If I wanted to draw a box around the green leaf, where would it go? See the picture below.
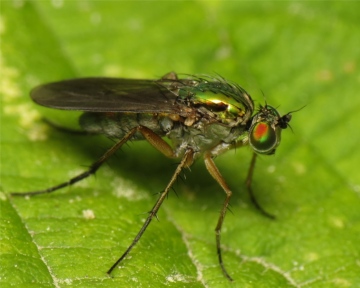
[1,1,359,287]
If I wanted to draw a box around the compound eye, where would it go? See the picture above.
[249,122,277,154]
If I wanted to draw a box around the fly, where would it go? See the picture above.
[11,72,295,281]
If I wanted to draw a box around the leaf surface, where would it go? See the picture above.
[1,1,359,287]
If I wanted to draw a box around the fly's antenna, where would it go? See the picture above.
[279,105,306,130]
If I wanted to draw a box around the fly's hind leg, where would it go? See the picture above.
[11,126,174,197]
[11,124,193,276]
[107,148,194,275]
[105,127,195,274]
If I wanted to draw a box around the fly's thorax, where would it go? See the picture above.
[79,112,173,139]
[173,76,254,127]
[191,90,247,124]
[246,105,289,155]
[167,116,246,158]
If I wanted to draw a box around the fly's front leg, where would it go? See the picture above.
[246,153,275,219]
[107,148,194,275]
[204,151,233,282]
[11,126,173,197]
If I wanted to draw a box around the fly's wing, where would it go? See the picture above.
[30,77,182,114]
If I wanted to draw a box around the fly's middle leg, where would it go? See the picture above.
[204,151,234,282]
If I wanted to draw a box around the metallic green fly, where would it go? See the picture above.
[12,72,294,281]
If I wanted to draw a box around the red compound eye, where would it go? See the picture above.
[249,122,277,154]
[253,122,269,142]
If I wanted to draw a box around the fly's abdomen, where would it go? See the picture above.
[79,112,173,140]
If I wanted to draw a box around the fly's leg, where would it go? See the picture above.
[11,126,174,197]
[11,124,190,275]
[204,152,233,282]
[246,153,275,219]
[107,148,194,275]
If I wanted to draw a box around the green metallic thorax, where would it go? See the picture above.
[167,76,255,157]
[175,76,254,126]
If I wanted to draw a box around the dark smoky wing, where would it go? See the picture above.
[30,77,182,113]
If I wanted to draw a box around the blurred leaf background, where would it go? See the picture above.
[1,1,359,287]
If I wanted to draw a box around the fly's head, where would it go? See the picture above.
[248,105,292,155]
